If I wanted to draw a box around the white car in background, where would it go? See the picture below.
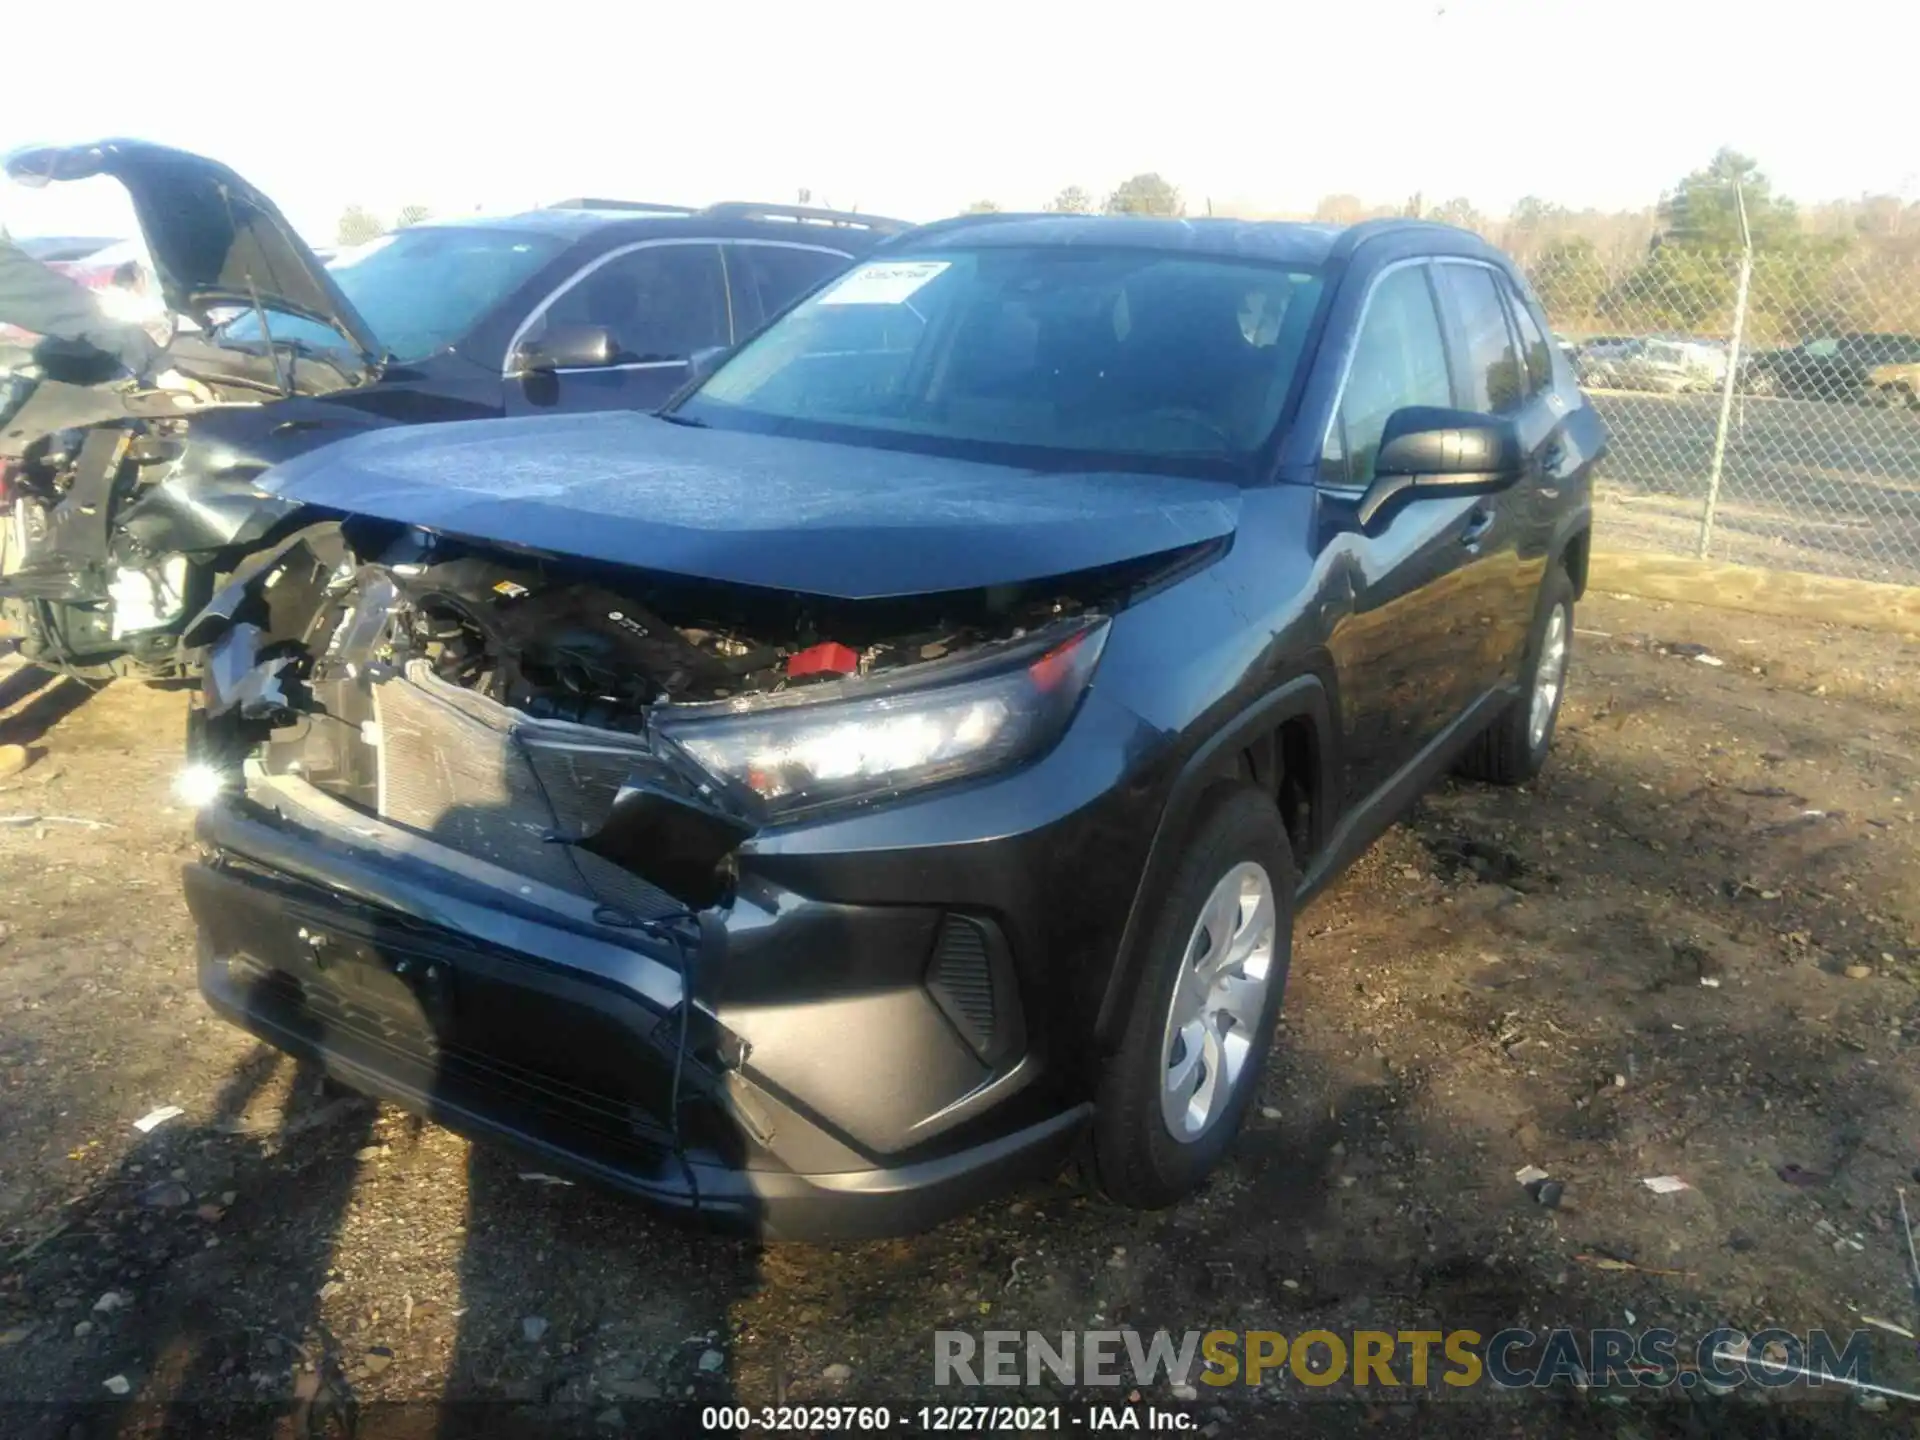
[1578,336,1726,393]
[1622,339,1726,393]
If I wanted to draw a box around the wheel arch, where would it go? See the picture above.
[1552,512,1593,600]
[1093,674,1335,1050]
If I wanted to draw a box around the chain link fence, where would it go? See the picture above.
[1522,245,1920,586]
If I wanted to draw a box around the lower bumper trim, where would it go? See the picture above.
[204,977,1085,1240]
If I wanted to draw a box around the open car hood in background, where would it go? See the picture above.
[5,139,382,362]
[260,412,1243,599]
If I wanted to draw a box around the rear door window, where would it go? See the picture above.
[1436,263,1525,415]
[727,244,850,331]
[1324,264,1454,488]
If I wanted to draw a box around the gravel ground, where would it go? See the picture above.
[0,590,1917,1439]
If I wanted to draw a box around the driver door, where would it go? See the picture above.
[1320,261,1487,810]
[505,242,731,414]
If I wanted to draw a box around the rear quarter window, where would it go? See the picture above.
[1436,263,1525,415]
[1501,277,1554,394]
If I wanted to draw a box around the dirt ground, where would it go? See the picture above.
[0,588,1917,1440]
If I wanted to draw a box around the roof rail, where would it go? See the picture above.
[699,202,911,235]
[870,210,1039,248]
[547,198,694,214]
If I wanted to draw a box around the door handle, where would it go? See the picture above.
[1459,505,1496,546]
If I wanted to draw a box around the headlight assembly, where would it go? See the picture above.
[654,618,1108,817]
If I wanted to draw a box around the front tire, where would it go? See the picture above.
[1457,565,1575,786]
[1094,785,1296,1208]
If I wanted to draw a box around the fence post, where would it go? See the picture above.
[1697,196,1754,560]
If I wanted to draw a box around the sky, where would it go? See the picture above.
[4,0,1914,244]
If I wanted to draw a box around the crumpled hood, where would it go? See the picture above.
[5,139,381,362]
[258,411,1242,599]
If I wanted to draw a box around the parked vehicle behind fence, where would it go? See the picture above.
[179,214,1603,1238]
[1742,332,1920,401]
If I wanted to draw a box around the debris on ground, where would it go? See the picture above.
[1898,1190,1920,1312]
[0,813,113,829]
[1574,1254,1694,1278]
[1513,1164,1563,1207]
[1642,1175,1691,1195]
[131,1105,184,1133]
[137,1180,191,1209]
[1860,1316,1915,1340]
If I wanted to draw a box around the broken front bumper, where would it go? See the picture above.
[183,775,1088,1241]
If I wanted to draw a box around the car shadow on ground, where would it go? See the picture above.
[0,666,99,764]
[3,1048,377,1440]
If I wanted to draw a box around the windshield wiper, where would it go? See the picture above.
[655,411,707,428]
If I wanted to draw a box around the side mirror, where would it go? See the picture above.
[510,323,618,375]
[1355,406,1523,526]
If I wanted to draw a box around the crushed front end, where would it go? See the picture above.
[178,519,1160,1237]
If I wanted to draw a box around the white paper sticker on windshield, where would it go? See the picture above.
[816,260,950,306]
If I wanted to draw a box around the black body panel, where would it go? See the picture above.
[184,216,1604,1236]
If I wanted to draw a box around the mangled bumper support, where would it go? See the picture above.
[180,529,1082,1238]
[185,784,1083,1239]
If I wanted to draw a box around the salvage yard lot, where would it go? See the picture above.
[0,589,1917,1437]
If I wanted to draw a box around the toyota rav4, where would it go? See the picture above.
[179,214,1603,1239]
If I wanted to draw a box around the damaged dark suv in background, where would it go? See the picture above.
[0,139,897,677]
[179,215,1602,1238]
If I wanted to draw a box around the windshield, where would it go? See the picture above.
[220,227,566,362]
[677,247,1325,468]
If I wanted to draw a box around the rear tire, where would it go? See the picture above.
[1457,565,1575,787]
[1094,785,1295,1209]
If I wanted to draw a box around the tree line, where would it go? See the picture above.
[334,204,434,246]
[969,152,1920,344]
[964,174,1185,218]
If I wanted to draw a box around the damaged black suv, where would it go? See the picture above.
[179,215,1603,1239]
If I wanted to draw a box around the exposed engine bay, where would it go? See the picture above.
[0,347,362,673]
[382,548,1082,727]
[191,521,1171,912]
